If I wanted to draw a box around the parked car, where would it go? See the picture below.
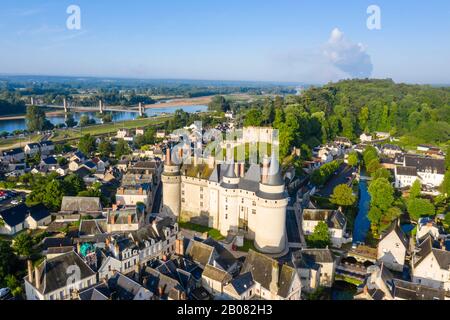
[0,288,11,299]
[11,199,19,205]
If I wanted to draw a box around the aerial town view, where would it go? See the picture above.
[0,0,449,313]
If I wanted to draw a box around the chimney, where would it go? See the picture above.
[440,238,445,250]
[112,204,118,211]
[27,260,33,283]
[105,237,110,247]
[175,239,184,256]
[134,263,141,283]
[128,214,132,225]
[34,266,41,290]
[114,243,120,258]
[208,155,215,169]
[77,241,81,253]
[166,148,171,165]
[240,163,245,177]
[138,187,143,195]
[162,255,168,262]
[235,163,239,177]
[158,285,165,297]
[216,164,221,181]
[111,214,116,225]
[261,157,270,184]
[269,262,279,294]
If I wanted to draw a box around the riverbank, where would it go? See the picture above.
[0,114,175,150]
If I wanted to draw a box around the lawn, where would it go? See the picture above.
[178,221,225,241]
[237,239,256,252]
[335,274,363,286]
[0,134,41,150]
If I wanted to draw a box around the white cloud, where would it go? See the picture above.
[323,28,373,78]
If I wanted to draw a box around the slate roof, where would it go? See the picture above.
[40,141,54,147]
[203,238,237,271]
[228,272,255,295]
[240,250,296,299]
[3,148,24,156]
[202,264,232,283]
[392,279,445,300]
[186,240,214,267]
[303,209,346,229]
[34,251,95,294]
[0,203,50,227]
[41,237,73,251]
[26,143,40,149]
[404,155,445,174]
[293,248,335,269]
[396,166,417,176]
[414,235,450,270]
[78,284,111,300]
[83,161,97,169]
[74,166,92,179]
[60,196,101,213]
[79,219,106,237]
[42,157,58,165]
[108,273,147,300]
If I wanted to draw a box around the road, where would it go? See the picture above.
[286,206,301,244]
[316,164,356,198]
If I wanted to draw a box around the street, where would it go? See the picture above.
[316,164,356,198]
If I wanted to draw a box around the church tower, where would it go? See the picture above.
[162,148,181,219]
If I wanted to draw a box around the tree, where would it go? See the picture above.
[384,207,402,221]
[330,184,356,207]
[409,179,422,199]
[65,113,77,128]
[208,95,229,112]
[407,198,435,221]
[98,140,113,157]
[371,168,391,181]
[42,180,66,211]
[446,146,450,170]
[307,222,331,248]
[244,108,263,127]
[57,156,68,167]
[115,139,130,158]
[368,178,394,212]
[63,174,86,195]
[5,275,23,297]
[366,158,381,175]
[12,232,33,257]
[442,171,450,197]
[78,134,96,155]
[25,105,49,132]
[347,152,359,167]
[0,240,16,285]
[368,206,382,228]
[79,115,95,127]
[362,146,378,167]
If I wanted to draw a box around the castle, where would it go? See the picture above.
[161,148,288,255]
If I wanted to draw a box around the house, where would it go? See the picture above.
[136,128,145,136]
[201,264,232,297]
[377,221,409,272]
[1,147,25,163]
[381,144,403,157]
[355,264,447,300]
[98,218,179,279]
[416,217,440,241]
[223,250,301,300]
[354,264,394,300]
[58,196,102,219]
[394,155,445,189]
[224,111,234,120]
[40,141,55,155]
[81,160,97,171]
[116,129,134,142]
[24,251,97,300]
[140,264,189,300]
[156,130,166,139]
[360,133,373,143]
[106,206,145,233]
[79,272,152,300]
[24,143,41,156]
[292,248,336,292]
[116,173,154,208]
[302,209,347,248]
[70,151,86,163]
[39,156,59,172]
[0,203,51,235]
[92,157,107,173]
[334,137,352,148]
[411,235,450,291]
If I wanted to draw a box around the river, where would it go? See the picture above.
[352,175,371,244]
[0,105,208,133]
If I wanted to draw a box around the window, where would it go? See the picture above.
[200,194,203,199]
[225,214,228,220]
[252,201,256,206]
[182,198,185,203]
[252,209,256,215]
[200,202,203,207]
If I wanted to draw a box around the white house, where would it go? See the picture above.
[416,218,440,241]
[201,264,232,297]
[394,155,445,189]
[0,204,51,236]
[1,148,25,163]
[24,143,41,156]
[24,251,97,300]
[223,250,301,300]
[40,141,55,155]
[360,133,373,143]
[302,209,347,248]
[377,221,409,272]
[411,235,450,291]
[292,248,336,292]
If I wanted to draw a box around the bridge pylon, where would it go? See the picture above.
[138,102,144,117]
[63,98,68,114]
[99,100,104,114]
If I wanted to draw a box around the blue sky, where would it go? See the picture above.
[0,0,449,84]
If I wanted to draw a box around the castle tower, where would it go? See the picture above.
[254,153,288,254]
[162,148,181,219]
[218,162,241,236]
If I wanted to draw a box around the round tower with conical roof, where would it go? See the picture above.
[162,148,181,219]
[218,162,240,236]
[254,153,288,254]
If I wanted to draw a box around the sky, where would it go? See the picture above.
[0,0,449,84]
